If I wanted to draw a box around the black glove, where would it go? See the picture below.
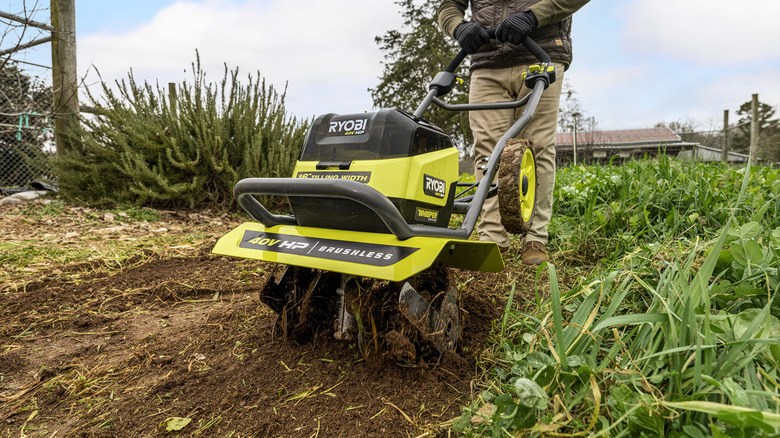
[496,10,538,45]
[453,22,491,54]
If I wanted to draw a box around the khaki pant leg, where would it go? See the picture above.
[518,62,564,244]
[469,63,564,246]
[468,66,517,248]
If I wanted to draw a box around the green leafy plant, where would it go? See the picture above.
[56,55,308,209]
[460,158,779,437]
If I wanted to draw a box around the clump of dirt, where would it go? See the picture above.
[385,330,416,361]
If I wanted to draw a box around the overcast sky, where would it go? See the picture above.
[4,0,780,131]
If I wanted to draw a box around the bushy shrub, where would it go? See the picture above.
[56,57,308,208]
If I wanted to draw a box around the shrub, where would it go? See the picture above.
[56,56,308,209]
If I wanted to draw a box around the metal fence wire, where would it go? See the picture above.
[0,62,55,193]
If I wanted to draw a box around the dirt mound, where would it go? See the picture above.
[1,250,510,436]
[0,201,550,436]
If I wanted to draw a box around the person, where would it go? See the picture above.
[438,0,589,265]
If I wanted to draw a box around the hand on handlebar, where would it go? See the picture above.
[496,11,538,45]
[453,22,491,54]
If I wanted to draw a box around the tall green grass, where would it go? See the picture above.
[550,155,779,263]
[455,158,779,437]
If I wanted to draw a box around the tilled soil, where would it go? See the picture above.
[0,202,540,437]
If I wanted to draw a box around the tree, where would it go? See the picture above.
[654,118,721,148]
[732,99,779,163]
[370,0,473,156]
[558,81,597,132]
[1,1,54,72]
[558,79,586,132]
[558,80,598,163]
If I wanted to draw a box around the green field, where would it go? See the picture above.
[457,157,780,437]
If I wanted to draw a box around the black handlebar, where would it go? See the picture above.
[444,30,552,73]
[418,28,555,120]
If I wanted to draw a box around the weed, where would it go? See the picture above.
[460,158,780,436]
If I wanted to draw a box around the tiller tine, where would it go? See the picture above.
[398,282,461,353]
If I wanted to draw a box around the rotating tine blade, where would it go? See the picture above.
[398,282,460,353]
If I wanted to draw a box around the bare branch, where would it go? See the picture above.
[0,1,51,72]
[0,35,52,57]
[0,10,54,31]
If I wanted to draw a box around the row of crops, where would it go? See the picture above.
[457,156,779,437]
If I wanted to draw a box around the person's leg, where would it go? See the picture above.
[516,62,565,246]
[468,66,516,248]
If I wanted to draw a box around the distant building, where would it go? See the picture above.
[677,145,749,163]
[555,127,748,165]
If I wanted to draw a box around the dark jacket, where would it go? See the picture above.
[438,0,589,70]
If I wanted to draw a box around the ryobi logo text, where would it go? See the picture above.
[328,118,368,135]
[423,174,446,199]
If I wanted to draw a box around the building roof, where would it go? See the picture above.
[557,126,681,146]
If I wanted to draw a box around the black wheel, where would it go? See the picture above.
[498,138,537,235]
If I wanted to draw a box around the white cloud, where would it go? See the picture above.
[567,64,647,96]
[564,64,654,128]
[78,0,405,118]
[570,66,780,130]
[618,0,780,64]
[695,68,780,115]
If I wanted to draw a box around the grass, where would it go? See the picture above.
[456,157,780,437]
[0,202,232,288]
[15,200,162,223]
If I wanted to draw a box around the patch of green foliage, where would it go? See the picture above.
[0,239,72,270]
[550,155,779,263]
[17,199,65,219]
[113,206,162,222]
[457,158,780,437]
[55,55,308,209]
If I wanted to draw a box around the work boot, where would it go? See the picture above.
[522,241,549,266]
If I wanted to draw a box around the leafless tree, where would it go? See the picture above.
[0,1,53,72]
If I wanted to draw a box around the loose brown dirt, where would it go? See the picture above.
[0,200,548,437]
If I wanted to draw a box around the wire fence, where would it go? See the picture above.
[1,2,56,194]
[0,63,54,194]
[0,45,56,196]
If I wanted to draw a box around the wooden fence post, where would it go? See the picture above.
[51,0,79,156]
[749,93,759,166]
[721,110,728,163]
